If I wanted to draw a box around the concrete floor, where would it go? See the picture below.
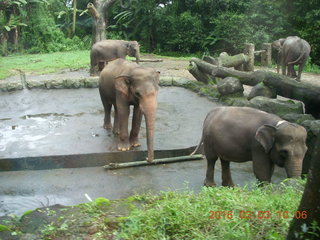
[0,87,287,216]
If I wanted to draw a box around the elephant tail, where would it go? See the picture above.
[190,135,203,156]
[288,45,307,65]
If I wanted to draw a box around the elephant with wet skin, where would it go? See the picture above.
[90,40,140,76]
[191,106,307,187]
[272,36,311,81]
[99,58,159,162]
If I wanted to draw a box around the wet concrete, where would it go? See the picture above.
[0,87,214,158]
[0,87,288,216]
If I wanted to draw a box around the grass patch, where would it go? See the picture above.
[118,180,305,240]
[0,50,90,79]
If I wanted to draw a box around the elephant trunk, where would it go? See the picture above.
[135,52,140,64]
[285,159,303,178]
[140,94,157,162]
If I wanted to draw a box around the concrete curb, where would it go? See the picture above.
[0,75,196,91]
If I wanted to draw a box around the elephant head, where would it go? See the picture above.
[127,41,140,64]
[255,122,307,178]
[114,66,160,161]
[272,38,286,74]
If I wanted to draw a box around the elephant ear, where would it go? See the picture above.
[255,125,277,153]
[114,76,130,96]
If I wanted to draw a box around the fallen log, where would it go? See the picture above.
[103,154,204,170]
[189,57,320,117]
[188,61,215,84]
[137,59,163,62]
[190,58,260,86]
[203,53,249,68]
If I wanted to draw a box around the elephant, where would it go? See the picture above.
[90,40,140,76]
[272,36,311,81]
[99,58,159,162]
[191,106,308,187]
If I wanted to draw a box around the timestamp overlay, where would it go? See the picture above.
[209,210,308,220]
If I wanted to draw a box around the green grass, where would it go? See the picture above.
[0,50,90,79]
[118,180,305,240]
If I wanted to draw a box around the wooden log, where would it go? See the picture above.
[263,73,320,117]
[188,61,215,84]
[261,43,272,67]
[243,43,255,71]
[203,54,249,68]
[138,59,163,62]
[103,154,204,170]
[190,58,259,86]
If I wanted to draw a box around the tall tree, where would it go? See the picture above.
[87,0,118,44]
[287,134,320,239]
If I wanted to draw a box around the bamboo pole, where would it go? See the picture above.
[104,154,204,170]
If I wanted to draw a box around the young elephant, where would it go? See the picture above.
[191,107,308,186]
[90,40,140,76]
[99,59,159,162]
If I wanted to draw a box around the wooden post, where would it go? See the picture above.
[261,43,272,67]
[243,43,255,71]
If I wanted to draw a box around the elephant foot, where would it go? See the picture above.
[222,181,235,187]
[103,123,112,130]
[130,138,141,148]
[131,143,141,148]
[204,179,216,187]
[117,142,130,151]
[113,128,120,135]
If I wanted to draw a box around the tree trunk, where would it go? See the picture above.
[189,58,320,117]
[243,43,255,71]
[72,0,77,35]
[88,0,118,45]
[287,134,320,240]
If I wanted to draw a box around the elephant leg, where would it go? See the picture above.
[252,148,274,183]
[129,106,143,148]
[288,64,297,78]
[281,64,286,76]
[297,63,305,82]
[204,147,218,187]
[117,104,130,151]
[129,107,142,146]
[99,88,112,130]
[112,104,120,135]
[220,159,234,187]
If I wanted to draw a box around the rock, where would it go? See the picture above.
[0,81,8,91]
[221,97,253,107]
[84,77,99,88]
[217,77,244,96]
[249,96,304,117]
[172,77,194,87]
[27,79,46,89]
[45,79,64,89]
[248,82,277,100]
[159,76,173,86]
[6,81,23,91]
[282,113,315,124]
[300,120,320,174]
[63,78,85,88]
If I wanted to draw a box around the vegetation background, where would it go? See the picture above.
[1,0,320,65]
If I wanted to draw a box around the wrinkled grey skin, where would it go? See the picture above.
[272,36,311,81]
[90,40,140,76]
[191,106,308,187]
[99,59,159,162]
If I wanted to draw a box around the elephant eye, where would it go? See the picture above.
[134,91,141,98]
